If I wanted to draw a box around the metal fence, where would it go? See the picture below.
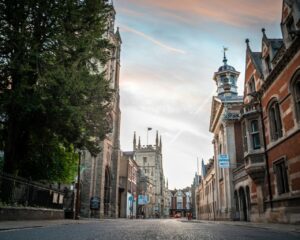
[0,172,68,209]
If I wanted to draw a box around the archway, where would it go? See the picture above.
[246,186,251,221]
[239,187,247,221]
[234,190,240,220]
[104,166,111,217]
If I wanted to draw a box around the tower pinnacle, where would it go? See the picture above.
[133,131,136,150]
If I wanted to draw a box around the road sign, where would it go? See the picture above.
[218,154,230,168]
[138,195,148,205]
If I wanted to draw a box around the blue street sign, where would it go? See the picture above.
[218,154,230,168]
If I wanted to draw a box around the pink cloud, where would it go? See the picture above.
[121,0,282,27]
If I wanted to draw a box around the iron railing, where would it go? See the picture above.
[0,172,67,209]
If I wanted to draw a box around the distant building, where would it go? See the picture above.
[133,131,166,217]
[191,173,201,219]
[170,188,192,217]
[119,152,138,218]
[137,171,155,218]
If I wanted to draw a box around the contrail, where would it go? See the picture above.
[120,24,186,54]
[168,89,215,145]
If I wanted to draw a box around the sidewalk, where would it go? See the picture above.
[181,219,300,233]
[0,219,94,231]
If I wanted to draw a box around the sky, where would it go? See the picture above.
[114,0,283,189]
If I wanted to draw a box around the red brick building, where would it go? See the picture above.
[239,0,300,223]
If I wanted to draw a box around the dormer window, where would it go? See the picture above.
[286,16,296,41]
[265,55,272,74]
[248,77,256,93]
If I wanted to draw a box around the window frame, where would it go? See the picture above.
[273,158,289,195]
[248,77,256,94]
[250,119,261,150]
[265,55,272,74]
[242,121,248,152]
[290,69,300,123]
[268,100,283,141]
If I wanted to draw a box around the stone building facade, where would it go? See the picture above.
[239,0,300,223]
[170,188,192,217]
[197,0,300,224]
[119,152,138,218]
[208,52,244,220]
[137,171,155,218]
[79,5,122,219]
[133,131,166,217]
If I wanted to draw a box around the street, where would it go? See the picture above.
[0,219,299,240]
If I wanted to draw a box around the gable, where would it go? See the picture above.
[209,97,223,132]
[282,1,292,24]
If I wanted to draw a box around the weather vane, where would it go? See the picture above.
[223,46,228,64]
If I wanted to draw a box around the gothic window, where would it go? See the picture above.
[286,16,296,41]
[291,71,300,122]
[248,77,256,93]
[143,157,147,165]
[242,121,248,152]
[274,159,289,194]
[265,55,272,74]
[269,100,283,141]
[250,120,261,150]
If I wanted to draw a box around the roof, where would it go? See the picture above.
[269,39,283,55]
[218,64,236,72]
[251,52,263,76]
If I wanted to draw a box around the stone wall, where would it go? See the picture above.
[0,207,64,221]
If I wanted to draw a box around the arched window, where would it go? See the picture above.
[250,120,260,149]
[291,70,300,121]
[269,100,283,141]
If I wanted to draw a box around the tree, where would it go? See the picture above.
[0,0,114,181]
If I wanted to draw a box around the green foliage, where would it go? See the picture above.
[0,0,114,181]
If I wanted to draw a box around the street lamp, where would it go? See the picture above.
[74,151,82,220]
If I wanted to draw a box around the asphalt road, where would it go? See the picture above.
[0,219,299,240]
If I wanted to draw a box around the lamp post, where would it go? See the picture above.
[74,151,82,220]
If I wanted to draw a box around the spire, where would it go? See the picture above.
[262,28,268,41]
[159,136,162,152]
[223,47,228,65]
[245,38,250,49]
[133,131,136,150]
[155,130,159,146]
[201,159,206,177]
[138,136,141,149]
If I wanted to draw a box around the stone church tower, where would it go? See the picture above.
[79,4,122,219]
[133,131,166,217]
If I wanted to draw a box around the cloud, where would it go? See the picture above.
[120,24,186,54]
[118,0,282,27]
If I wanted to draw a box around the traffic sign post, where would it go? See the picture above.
[218,154,230,168]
